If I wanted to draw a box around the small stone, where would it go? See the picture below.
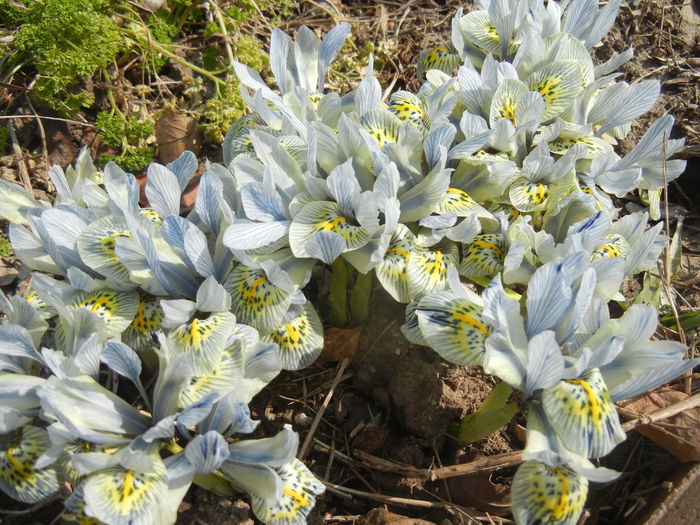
[294,412,312,427]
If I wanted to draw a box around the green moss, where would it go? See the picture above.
[125,118,156,145]
[225,0,297,26]
[143,9,180,71]
[235,34,269,72]
[100,146,155,174]
[0,0,26,24]
[0,235,12,258]
[200,35,267,144]
[96,112,154,147]
[200,76,247,144]
[96,111,155,169]
[13,0,121,116]
[96,112,127,148]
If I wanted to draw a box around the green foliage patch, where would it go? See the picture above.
[0,234,12,257]
[12,0,120,116]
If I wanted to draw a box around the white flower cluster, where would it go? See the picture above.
[0,1,696,524]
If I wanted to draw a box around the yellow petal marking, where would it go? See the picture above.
[283,487,310,508]
[564,379,600,425]
[501,101,516,125]
[388,247,411,259]
[244,277,267,299]
[595,244,619,257]
[6,448,27,477]
[135,300,145,323]
[322,217,347,231]
[553,468,569,520]
[90,295,112,314]
[537,80,557,95]
[481,24,501,44]
[454,310,489,337]
[426,250,444,274]
[472,240,504,258]
[284,322,302,346]
[123,470,135,500]
[190,318,201,349]
[447,188,472,198]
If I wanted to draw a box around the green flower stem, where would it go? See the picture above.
[350,269,374,324]
[192,472,237,498]
[328,258,348,327]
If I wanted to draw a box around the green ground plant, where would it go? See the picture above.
[0,234,11,257]
[0,0,278,170]
[0,2,696,525]
[7,0,120,116]
[200,34,269,143]
[95,111,156,173]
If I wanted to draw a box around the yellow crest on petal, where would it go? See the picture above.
[592,234,630,259]
[77,216,133,285]
[388,91,429,131]
[509,181,550,212]
[417,292,490,366]
[179,340,244,407]
[123,293,164,352]
[225,265,292,335]
[376,225,414,303]
[250,458,325,525]
[549,135,612,159]
[291,201,371,254]
[417,44,461,80]
[0,426,60,504]
[512,461,588,525]
[360,110,402,147]
[542,369,626,458]
[460,233,506,277]
[83,459,168,525]
[25,290,56,319]
[139,208,163,225]
[69,289,139,337]
[167,311,236,375]
[407,241,459,300]
[460,11,508,57]
[527,61,583,121]
[263,304,323,370]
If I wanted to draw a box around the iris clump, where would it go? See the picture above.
[0,1,696,524]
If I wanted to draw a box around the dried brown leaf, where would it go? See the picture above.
[318,326,361,364]
[361,508,435,525]
[445,450,511,515]
[621,389,700,462]
[155,115,201,165]
[352,425,389,454]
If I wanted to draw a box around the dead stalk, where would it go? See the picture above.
[620,391,700,432]
[298,358,350,459]
[7,119,33,194]
[660,133,690,393]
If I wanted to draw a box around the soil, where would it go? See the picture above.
[0,1,699,525]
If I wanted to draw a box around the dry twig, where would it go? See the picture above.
[24,96,50,182]
[322,479,498,522]
[7,119,33,194]
[619,391,700,432]
[298,358,350,459]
